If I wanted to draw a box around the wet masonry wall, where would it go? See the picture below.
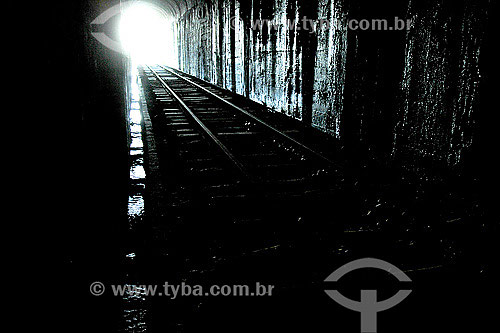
[175,0,493,170]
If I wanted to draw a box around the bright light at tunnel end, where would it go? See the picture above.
[119,2,178,66]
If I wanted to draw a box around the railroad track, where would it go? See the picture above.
[142,64,342,187]
[139,64,349,257]
[137,64,470,275]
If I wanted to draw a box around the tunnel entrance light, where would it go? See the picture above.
[119,2,177,66]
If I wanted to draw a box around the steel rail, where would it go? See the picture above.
[159,65,339,168]
[145,65,252,180]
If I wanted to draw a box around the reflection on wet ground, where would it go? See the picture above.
[122,66,149,333]
[127,68,146,230]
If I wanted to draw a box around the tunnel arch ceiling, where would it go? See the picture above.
[148,0,198,18]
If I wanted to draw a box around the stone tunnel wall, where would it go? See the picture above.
[175,0,491,170]
[393,0,488,167]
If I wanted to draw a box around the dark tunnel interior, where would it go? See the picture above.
[39,0,498,332]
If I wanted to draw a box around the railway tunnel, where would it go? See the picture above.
[45,0,497,332]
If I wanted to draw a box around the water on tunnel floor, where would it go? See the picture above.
[121,65,150,333]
